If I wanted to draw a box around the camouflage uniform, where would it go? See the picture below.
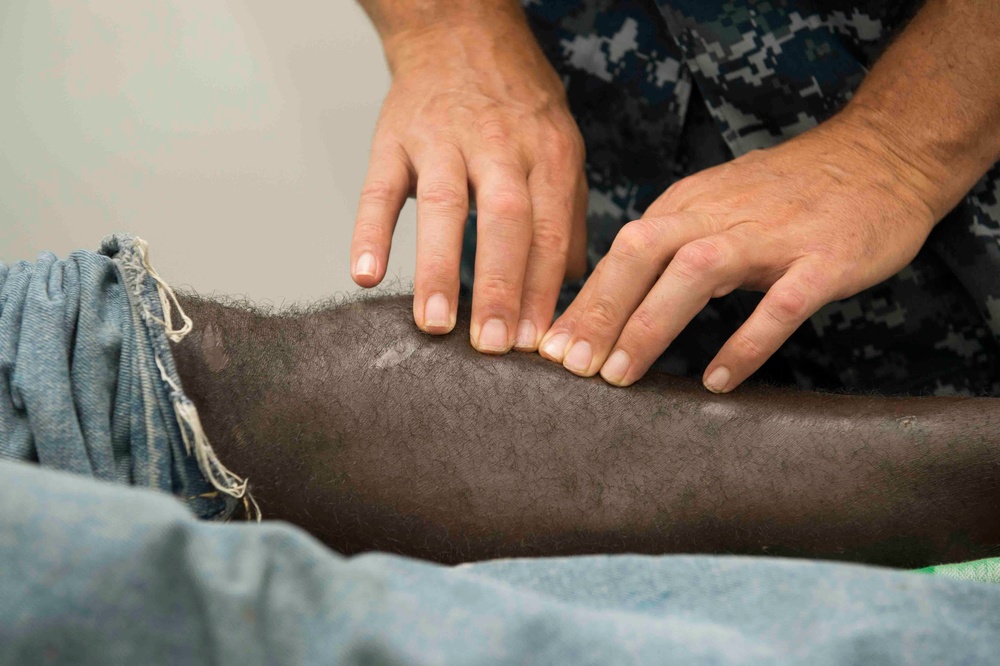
[462,0,1000,396]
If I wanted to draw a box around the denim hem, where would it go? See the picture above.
[99,234,258,522]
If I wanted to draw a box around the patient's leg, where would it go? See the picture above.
[171,294,1000,567]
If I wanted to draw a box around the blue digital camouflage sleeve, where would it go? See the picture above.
[461,0,1000,396]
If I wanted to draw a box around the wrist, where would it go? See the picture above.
[830,99,985,224]
[828,0,1000,224]
[370,2,528,74]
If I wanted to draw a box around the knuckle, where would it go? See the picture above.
[518,279,551,304]
[611,221,658,260]
[475,272,520,302]
[626,308,661,342]
[808,244,841,265]
[476,117,512,147]
[797,266,837,300]
[416,249,455,278]
[531,222,570,256]
[353,218,387,241]
[768,286,811,323]
[663,176,697,203]
[672,240,726,279]
[417,182,466,210]
[481,189,532,222]
[360,179,404,205]
[546,129,585,165]
[731,333,765,362]
[582,297,623,331]
[545,129,574,157]
[429,130,462,151]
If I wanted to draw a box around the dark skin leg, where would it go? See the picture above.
[172,293,1000,568]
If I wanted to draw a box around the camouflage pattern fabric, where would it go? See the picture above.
[462,0,1000,396]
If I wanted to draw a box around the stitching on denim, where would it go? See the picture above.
[117,236,261,521]
[136,237,193,342]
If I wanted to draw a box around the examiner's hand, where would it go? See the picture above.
[538,113,943,392]
[350,11,587,354]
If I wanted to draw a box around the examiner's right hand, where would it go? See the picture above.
[350,6,588,354]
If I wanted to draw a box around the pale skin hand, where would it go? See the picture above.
[538,116,936,392]
[351,1,587,353]
[538,0,1000,393]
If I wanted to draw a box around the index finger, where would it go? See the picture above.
[351,142,413,288]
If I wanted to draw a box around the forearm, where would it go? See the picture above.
[172,294,1000,567]
[838,0,1000,220]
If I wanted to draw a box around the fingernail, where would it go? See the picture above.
[355,252,376,278]
[424,292,451,330]
[600,349,631,385]
[514,319,537,350]
[563,340,593,375]
[540,333,570,361]
[704,366,731,393]
[478,318,509,353]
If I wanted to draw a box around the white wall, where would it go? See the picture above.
[0,0,417,305]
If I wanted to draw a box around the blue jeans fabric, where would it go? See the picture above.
[0,234,240,520]
[3,460,1000,664]
[2,237,1000,664]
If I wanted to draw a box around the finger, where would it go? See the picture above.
[561,212,722,377]
[537,255,606,363]
[513,161,576,351]
[411,147,470,334]
[596,232,749,386]
[467,155,534,354]
[702,262,828,393]
[564,172,589,281]
[540,212,715,364]
[351,142,413,288]
[534,173,588,356]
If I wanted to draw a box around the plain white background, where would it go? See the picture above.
[0,0,417,305]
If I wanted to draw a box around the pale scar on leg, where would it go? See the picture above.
[200,322,230,372]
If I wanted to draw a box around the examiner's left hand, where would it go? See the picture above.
[537,113,943,392]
